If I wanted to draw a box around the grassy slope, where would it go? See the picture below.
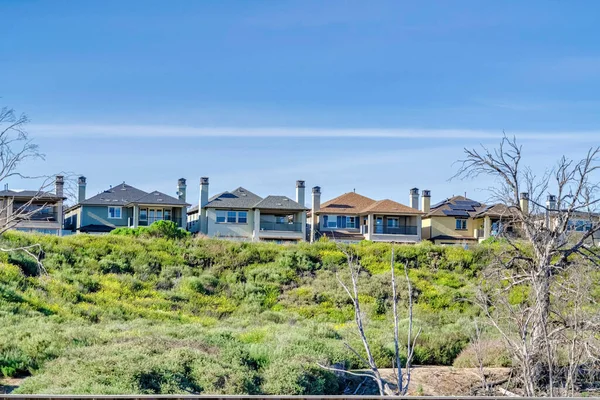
[0,232,496,394]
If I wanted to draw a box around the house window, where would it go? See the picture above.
[108,206,122,219]
[227,211,237,223]
[347,216,356,228]
[139,209,147,221]
[164,209,171,221]
[455,219,467,230]
[387,218,399,228]
[217,210,248,224]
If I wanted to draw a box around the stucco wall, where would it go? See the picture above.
[428,216,477,239]
[206,208,254,239]
[79,205,131,229]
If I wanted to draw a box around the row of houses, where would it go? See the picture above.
[1,175,598,246]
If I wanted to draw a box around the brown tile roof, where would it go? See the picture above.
[473,203,520,219]
[361,199,423,215]
[318,192,376,215]
[317,192,421,215]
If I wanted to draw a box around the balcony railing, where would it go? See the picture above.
[364,225,418,235]
[130,217,183,227]
[15,211,58,222]
[260,221,303,232]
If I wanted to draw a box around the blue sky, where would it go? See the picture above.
[1,1,599,206]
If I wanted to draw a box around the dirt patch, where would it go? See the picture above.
[0,377,24,394]
[343,366,512,396]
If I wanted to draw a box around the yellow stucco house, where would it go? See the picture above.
[420,190,517,245]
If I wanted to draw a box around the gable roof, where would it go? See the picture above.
[80,183,149,206]
[317,192,419,215]
[425,195,488,218]
[473,203,519,219]
[127,190,190,206]
[253,195,307,211]
[361,199,423,215]
[0,190,64,201]
[204,187,263,209]
[318,192,376,215]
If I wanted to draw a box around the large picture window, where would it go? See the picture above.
[324,215,356,229]
[108,206,122,219]
[216,210,248,224]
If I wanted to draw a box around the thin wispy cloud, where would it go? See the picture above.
[28,124,600,141]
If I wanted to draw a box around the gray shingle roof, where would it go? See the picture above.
[253,195,307,211]
[0,190,64,200]
[204,187,263,209]
[128,190,190,206]
[80,183,149,206]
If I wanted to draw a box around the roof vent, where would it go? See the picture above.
[241,193,247,197]
[276,203,282,206]
[154,192,159,195]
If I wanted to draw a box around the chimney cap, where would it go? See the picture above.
[547,194,557,201]
[78,176,87,184]
[422,189,431,197]
[520,192,529,199]
[178,178,186,186]
[312,186,321,194]
[55,175,64,183]
[200,177,209,184]
[296,180,305,188]
[410,187,419,195]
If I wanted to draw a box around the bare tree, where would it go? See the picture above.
[0,105,77,270]
[319,245,420,395]
[453,134,600,396]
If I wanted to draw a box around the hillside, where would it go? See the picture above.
[0,232,502,394]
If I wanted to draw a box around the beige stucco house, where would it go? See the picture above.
[187,178,308,242]
[309,187,423,243]
[0,175,66,235]
[420,190,520,245]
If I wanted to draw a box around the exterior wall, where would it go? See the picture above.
[318,214,361,231]
[422,217,432,240]
[428,216,477,240]
[206,208,254,239]
[370,233,420,243]
[79,205,131,230]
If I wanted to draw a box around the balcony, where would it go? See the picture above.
[364,225,418,235]
[260,221,303,232]
[15,210,58,222]
[130,217,183,227]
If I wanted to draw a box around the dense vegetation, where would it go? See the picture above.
[0,231,501,394]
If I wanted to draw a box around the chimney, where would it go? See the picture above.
[421,190,431,213]
[199,177,209,234]
[520,192,530,214]
[55,175,64,197]
[77,176,86,203]
[410,188,419,210]
[177,178,187,202]
[296,180,305,206]
[310,186,321,243]
[546,194,557,211]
